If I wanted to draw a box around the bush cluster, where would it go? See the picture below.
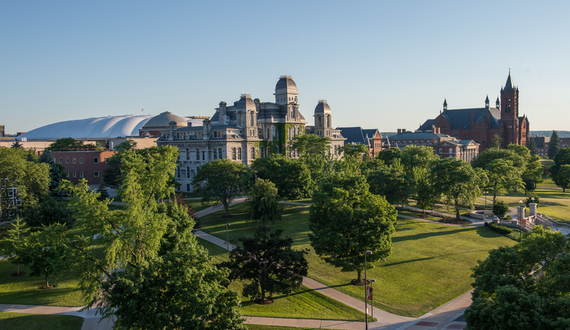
[485,222,513,235]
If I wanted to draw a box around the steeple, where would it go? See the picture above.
[443,98,447,111]
[485,95,490,108]
[504,71,515,91]
[495,97,500,108]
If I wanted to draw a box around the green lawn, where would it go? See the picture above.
[0,260,84,307]
[0,312,84,330]
[196,238,371,322]
[247,326,321,330]
[197,203,515,317]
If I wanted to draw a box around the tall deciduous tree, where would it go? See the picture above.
[192,159,247,217]
[309,172,397,283]
[465,227,570,329]
[551,147,570,190]
[472,148,525,203]
[47,137,96,151]
[492,200,509,219]
[490,134,501,149]
[49,146,243,328]
[5,217,30,275]
[251,155,312,200]
[367,160,414,206]
[432,158,486,220]
[289,134,332,184]
[375,148,401,166]
[246,178,283,225]
[556,164,570,192]
[548,130,560,159]
[38,150,68,196]
[101,140,138,189]
[223,227,308,303]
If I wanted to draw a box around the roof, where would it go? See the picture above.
[314,100,331,114]
[434,107,501,130]
[16,115,154,141]
[143,111,188,129]
[275,75,297,91]
[504,73,515,91]
[389,131,452,141]
[337,127,380,146]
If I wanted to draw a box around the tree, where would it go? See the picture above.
[492,200,509,219]
[49,146,243,328]
[5,217,30,275]
[223,227,308,303]
[19,228,70,288]
[556,164,570,192]
[432,158,486,220]
[38,150,68,196]
[507,144,543,191]
[400,145,439,174]
[289,134,332,184]
[309,172,397,283]
[375,148,401,166]
[415,167,439,214]
[0,147,50,223]
[551,147,570,189]
[192,159,247,217]
[367,160,414,206]
[490,134,500,149]
[251,155,312,200]
[465,227,570,329]
[26,196,76,229]
[102,248,245,330]
[47,137,96,151]
[472,148,525,203]
[548,130,560,159]
[11,140,23,148]
[526,136,539,156]
[246,179,283,225]
[341,144,369,160]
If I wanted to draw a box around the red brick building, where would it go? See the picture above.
[420,73,529,151]
[337,127,383,158]
[51,150,116,184]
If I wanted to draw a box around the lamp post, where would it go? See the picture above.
[226,223,230,252]
[370,279,376,320]
[364,250,372,330]
[519,200,523,239]
[484,191,488,211]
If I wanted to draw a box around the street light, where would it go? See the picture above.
[519,200,523,239]
[364,250,372,330]
[370,279,376,320]
[226,223,230,252]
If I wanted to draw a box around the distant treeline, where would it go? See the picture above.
[531,130,570,138]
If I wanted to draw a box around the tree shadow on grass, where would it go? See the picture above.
[393,228,472,243]
[382,249,488,268]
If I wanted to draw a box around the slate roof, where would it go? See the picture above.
[389,131,452,141]
[421,107,501,131]
[337,127,379,146]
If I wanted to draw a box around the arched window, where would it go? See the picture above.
[237,147,242,160]
[250,112,254,126]
[261,147,265,158]
[251,147,256,160]
[196,148,200,161]
[218,148,223,159]
[186,148,190,160]
[232,147,236,160]
[327,116,331,128]
[187,166,190,178]
[187,183,190,192]
[213,149,217,160]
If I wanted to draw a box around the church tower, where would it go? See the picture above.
[500,72,520,147]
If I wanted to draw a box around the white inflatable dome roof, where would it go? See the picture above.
[16,115,155,141]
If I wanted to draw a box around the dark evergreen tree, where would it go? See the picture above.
[526,136,538,156]
[548,130,560,159]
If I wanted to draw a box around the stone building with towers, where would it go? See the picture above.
[157,75,345,192]
[419,72,529,151]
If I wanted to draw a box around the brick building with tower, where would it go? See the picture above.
[419,73,529,151]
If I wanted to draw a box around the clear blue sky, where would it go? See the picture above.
[2,1,569,134]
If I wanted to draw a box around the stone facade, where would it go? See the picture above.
[158,76,345,192]
[420,73,529,151]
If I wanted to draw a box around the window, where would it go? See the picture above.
[196,148,200,161]
[238,147,242,160]
[79,157,83,164]
[93,157,99,164]
[94,171,100,178]
[218,148,222,159]
[66,157,69,164]
[105,157,108,163]
[251,147,256,160]
[80,171,84,178]
[232,147,236,160]
[250,112,254,126]
[187,183,190,192]
[187,166,190,179]
[213,150,217,160]
[59,157,62,163]
[73,158,76,164]
[177,167,181,178]
[449,148,453,153]
[202,151,205,160]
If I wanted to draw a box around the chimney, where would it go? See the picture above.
[202,119,211,139]
[168,121,177,140]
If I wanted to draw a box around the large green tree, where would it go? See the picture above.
[223,227,308,303]
[551,147,570,190]
[465,227,570,329]
[48,146,243,328]
[526,136,539,156]
[38,150,68,196]
[192,159,247,217]
[548,130,560,159]
[309,171,397,283]
[367,160,414,206]
[101,140,138,189]
[556,164,570,192]
[432,158,486,220]
[375,148,401,166]
[251,154,312,200]
[246,178,283,225]
[289,134,332,184]
[472,148,525,203]
[47,137,96,151]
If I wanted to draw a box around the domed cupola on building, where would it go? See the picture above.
[274,75,299,106]
[314,100,333,137]
[139,111,187,137]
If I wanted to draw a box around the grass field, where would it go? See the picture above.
[247,326,320,330]
[0,312,84,330]
[197,203,515,317]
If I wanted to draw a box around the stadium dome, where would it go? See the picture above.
[16,115,155,141]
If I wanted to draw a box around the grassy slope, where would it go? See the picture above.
[0,312,84,330]
[197,204,515,317]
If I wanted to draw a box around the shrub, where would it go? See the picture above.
[488,222,513,235]
[492,200,509,220]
